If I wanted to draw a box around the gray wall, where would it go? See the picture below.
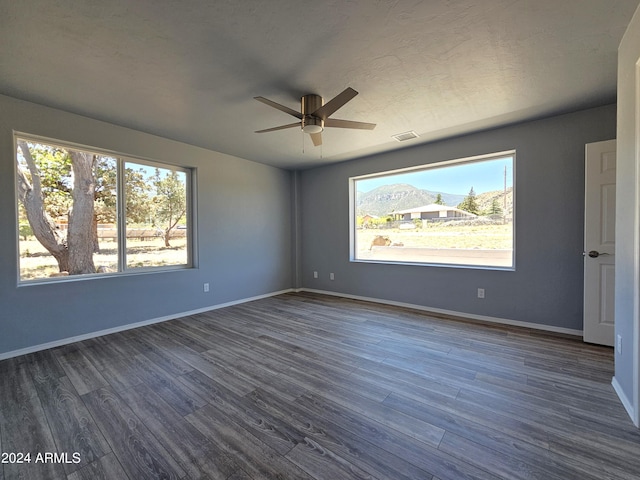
[0,94,293,356]
[299,105,616,331]
[615,3,640,425]
[0,93,623,362]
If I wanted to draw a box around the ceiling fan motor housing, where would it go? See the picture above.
[301,94,324,133]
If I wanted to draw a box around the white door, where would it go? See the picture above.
[583,140,616,346]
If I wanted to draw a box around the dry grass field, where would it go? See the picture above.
[355,222,513,266]
[18,238,188,281]
[356,223,512,251]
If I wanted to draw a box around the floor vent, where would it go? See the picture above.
[392,131,419,142]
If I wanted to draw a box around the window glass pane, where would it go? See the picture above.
[16,138,117,280]
[124,162,189,269]
[353,154,514,268]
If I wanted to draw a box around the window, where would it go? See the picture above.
[350,151,514,269]
[16,134,193,282]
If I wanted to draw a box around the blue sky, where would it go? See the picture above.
[356,156,513,195]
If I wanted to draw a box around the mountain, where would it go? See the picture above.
[474,187,514,217]
[356,184,465,217]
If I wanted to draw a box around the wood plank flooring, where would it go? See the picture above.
[1,292,638,479]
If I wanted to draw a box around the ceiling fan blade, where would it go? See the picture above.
[255,122,301,133]
[310,132,322,146]
[324,118,376,130]
[254,97,302,119]
[311,87,358,120]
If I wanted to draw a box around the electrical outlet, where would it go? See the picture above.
[477,288,485,299]
[330,273,335,280]
[313,271,318,279]
[203,283,209,293]
[617,334,622,354]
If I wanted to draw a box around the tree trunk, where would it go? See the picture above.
[162,207,187,248]
[67,152,96,274]
[16,141,70,272]
[92,215,100,253]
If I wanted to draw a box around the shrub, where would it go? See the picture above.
[19,223,33,240]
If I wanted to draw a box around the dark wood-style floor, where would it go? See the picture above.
[1,292,638,480]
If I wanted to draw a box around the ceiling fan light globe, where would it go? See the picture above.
[302,124,324,134]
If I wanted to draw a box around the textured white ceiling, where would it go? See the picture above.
[1,0,637,169]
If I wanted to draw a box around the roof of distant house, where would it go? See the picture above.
[392,203,476,216]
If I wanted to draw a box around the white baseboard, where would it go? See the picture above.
[0,288,294,361]
[1,286,584,361]
[298,288,584,337]
[612,376,637,426]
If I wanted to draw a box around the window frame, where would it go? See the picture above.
[14,132,197,285]
[349,150,516,271]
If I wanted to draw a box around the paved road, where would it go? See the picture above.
[362,246,513,267]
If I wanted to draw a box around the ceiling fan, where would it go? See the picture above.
[253,87,376,146]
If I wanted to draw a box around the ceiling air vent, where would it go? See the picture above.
[392,131,419,142]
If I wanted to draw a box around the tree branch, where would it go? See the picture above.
[16,141,69,269]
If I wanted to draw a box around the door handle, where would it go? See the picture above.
[584,250,611,258]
